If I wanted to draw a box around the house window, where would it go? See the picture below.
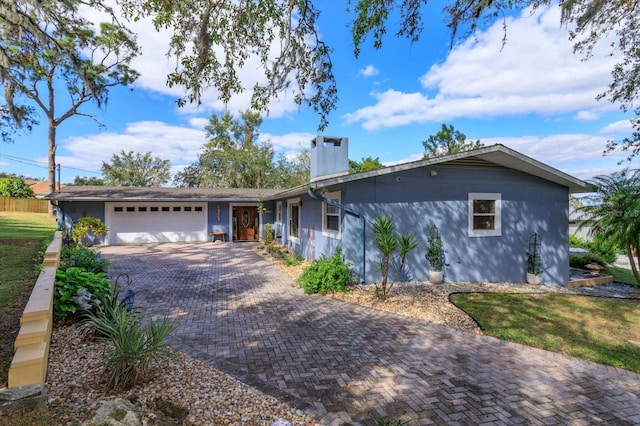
[322,191,341,237]
[276,201,283,223]
[288,198,301,239]
[468,193,501,237]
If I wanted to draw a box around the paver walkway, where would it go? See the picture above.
[100,243,640,425]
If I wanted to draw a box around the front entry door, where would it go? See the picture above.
[234,206,258,241]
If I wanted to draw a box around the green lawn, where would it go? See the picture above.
[0,213,57,308]
[451,292,640,373]
[0,212,57,386]
[609,265,639,286]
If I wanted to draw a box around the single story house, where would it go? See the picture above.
[47,138,592,285]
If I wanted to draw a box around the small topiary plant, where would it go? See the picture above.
[298,247,355,294]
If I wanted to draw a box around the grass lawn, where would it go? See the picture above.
[451,292,640,373]
[609,265,639,286]
[0,212,57,387]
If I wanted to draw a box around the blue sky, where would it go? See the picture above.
[0,2,635,185]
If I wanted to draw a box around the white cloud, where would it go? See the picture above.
[344,5,620,131]
[56,121,207,176]
[359,65,379,77]
[574,111,600,121]
[382,153,423,166]
[188,117,210,129]
[80,4,304,120]
[600,119,634,134]
[481,133,628,179]
[259,132,316,151]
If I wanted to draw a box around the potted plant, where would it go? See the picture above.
[526,232,545,285]
[425,224,446,284]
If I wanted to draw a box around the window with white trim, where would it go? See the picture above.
[288,198,301,239]
[276,201,283,223]
[322,191,341,237]
[468,193,501,237]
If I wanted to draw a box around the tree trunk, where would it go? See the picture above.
[626,238,640,285]
[48,121,56,216]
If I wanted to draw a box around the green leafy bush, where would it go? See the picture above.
[570,234,621,265]
[60,244,110,273]
[84,293,177,391]
[71,217,108,245]
[54,267,112,317]
[570,253,608,270]
[262,223,274,247]
[298,247,355,294]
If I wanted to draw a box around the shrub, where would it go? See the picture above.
[262,223,274,247]
[425,224,446,271]
[569,253,608,269]
[84,292,177,391]
[60,244,110,273]
[71,217,108,245]
[569,234,621,265]
[298,247,355,294]
[54,267,112,317]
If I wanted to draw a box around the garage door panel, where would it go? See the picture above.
[106,202,207,244]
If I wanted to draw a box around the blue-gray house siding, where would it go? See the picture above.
[276,165,570,285]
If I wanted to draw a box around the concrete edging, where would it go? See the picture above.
[7,231,62,389]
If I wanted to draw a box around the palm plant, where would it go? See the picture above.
[371,216,418,300]
[577,169,640,286]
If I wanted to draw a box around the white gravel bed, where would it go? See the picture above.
[46,325,316,425]
[329,280,578,334]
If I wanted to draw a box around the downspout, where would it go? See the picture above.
[307,188,366,283]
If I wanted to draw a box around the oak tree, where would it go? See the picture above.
[101,150,170,187]
[1,0,139,197]
[422,124,483,158]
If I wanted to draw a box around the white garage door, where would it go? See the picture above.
[105,202,207,244]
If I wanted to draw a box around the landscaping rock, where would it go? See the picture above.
[0,384,47,414]
[82,398,150,426]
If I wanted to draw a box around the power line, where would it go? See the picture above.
[0,153,102,175]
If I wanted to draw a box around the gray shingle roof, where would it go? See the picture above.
[45,186,283,202]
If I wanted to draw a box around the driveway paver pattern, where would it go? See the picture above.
[100,243,640,425]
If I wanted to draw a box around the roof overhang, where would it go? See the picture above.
[45,186,283,202]
[269,144,593,198]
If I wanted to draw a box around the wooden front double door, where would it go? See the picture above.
[232,206,259,241]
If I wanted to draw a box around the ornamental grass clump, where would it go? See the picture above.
[85,290,178,391]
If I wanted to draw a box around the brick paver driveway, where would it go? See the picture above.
[100,243,640,425]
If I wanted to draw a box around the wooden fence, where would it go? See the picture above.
[0,197,49,213]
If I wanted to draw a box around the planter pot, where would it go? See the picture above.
[526,272,542,285]
[428,270,443,284]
